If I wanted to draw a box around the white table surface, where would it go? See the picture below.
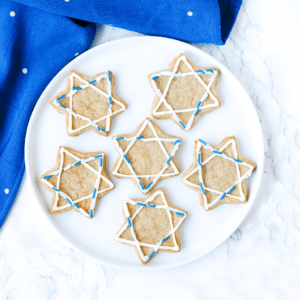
[1,0,300,299]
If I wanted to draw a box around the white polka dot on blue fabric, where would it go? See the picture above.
[187,11,193,16]
[10,11,15,17]
[75,52,79,56]
[65,0,70,2]
[4,188,9,194]
[22,68,27,74]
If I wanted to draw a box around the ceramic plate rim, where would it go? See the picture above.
[25,36,264,271]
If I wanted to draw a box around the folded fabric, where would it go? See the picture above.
[14,0,242,45]
[0,0,242,227]
[0,0,95,227]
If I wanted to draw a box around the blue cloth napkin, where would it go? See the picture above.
[15,0,242,44]
[0,0,242,227]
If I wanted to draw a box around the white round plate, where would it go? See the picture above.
[25,36,264,271]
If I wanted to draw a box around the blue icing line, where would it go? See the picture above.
[196,70,205,74]
[166,156,173,164]
[72,87,82,90]
[108,70,111,81]
[89,209,93,217]
[137,202,146,207]
[97,126,106,133]
[89,80,97,84]
[194,101,202,116]
[148,203,156,208]
[127,217,132,227]
[66,198,72,205]
[234,158,243,163]
[100,157,103,167]
[146,181,153,189]
[173,139,181,145]
[200,182,205,195]
[116,137,124,141]
[59,104,67,109]
[123,155,130,164]
[139,181,145,190]
[74,203,80,209]
[148,251,156,259]
[220,192,226,200]
[57,94,66,102]
[136,136,144,140]
[152,76,159,80]
[92,188,97,199]
[74,161,81,166]
[206,69,214,73]
[179,121,186,129]
[52,187,59,192]
[43,175,52,180]
[213,150,222,155]
[176,212,185,216]
[198,153,203,167]
[228,185,235,193]
[94,154,102,158]
[198,139,206,145]
[162,236,169,242]
[109,96,112,105]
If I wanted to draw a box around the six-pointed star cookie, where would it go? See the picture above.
[115,188,187,264]
[40,147,114,218]
[112,118,182,194]
[50,71,127,137]
[148,53,221,131]
[182,136,256,211]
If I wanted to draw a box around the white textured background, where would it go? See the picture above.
[1,0,300,299]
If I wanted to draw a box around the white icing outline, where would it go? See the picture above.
[42,147,114,217]
[182,138,254,210]
[112,119,181,194]
[115,189,186,262]
[54,71,126,134]
[151,55,219,131]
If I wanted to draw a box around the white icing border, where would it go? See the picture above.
[54,71,126,134]
[115,189,187,262]
[151,55,219,131]
[112,119,181,194]
[182,138,254,210]
[42,147,114,217]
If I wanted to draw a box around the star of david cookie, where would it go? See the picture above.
[39,147,114,218]
[50,71,127,137]
[115,188,187,264]
[148,54,220,131]
[182,136,256,211]
[112,118,182,194]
